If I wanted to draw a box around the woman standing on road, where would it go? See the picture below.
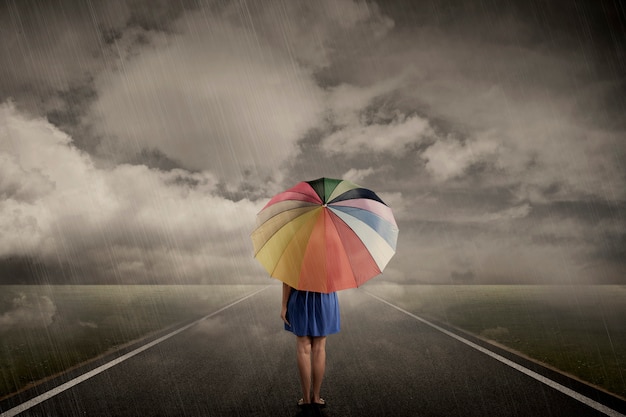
[281,282,340,408]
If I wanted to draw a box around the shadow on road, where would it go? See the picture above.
[293,404,326,417]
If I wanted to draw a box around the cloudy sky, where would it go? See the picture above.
[0,0,624,285]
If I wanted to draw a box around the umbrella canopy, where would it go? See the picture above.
[251,177,398,293]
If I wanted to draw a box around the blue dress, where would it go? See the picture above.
[284,290,340,337]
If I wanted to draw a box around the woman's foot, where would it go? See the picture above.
[298,397,326,408]
[312,397,326,408]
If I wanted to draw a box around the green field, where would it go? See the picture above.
[0,285,266,398]
[364,284,626,399]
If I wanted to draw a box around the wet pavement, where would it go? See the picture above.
[1,286,624,417]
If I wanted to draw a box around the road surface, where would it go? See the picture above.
[1,286,624,417]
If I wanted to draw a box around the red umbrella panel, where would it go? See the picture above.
[251,178,398,293]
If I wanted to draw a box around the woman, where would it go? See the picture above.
[281,282,340,407]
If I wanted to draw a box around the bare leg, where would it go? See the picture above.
[296,336,312,403]
[311,336,327,403]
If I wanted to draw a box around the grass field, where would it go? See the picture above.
[0,285,265,398]
[364,284,626,399]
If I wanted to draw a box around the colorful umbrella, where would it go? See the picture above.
[251,177,398,293]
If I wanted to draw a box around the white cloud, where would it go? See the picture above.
[342,167,376,182]
[83,1,396,185]
[0,101,264,283]
[376,191,406,221]
[0,153,54,203]
[319,74,436,157]
[421,136,500,181]
[388,218,597,285]
[477,204,532,222]
[320,23,625,202]
[88,8,326,183]
[465,204,534,225]
[326,78,406,126]
[323,112,433,156]
[1,1,624,286]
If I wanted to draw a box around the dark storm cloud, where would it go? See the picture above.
[531,200,625,225]
[0,255,87,285]
[380,0,626,130]
[0,0,624,284]
[529,200,626,273]
[381,0,625,64]
[0,0,199,167]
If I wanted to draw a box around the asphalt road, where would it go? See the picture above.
[1,286,624,417]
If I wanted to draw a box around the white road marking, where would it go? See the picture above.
[0,286,270,417]
[364,290,625,417]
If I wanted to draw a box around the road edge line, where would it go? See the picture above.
[0,285,270,417]
[363,290,625,417]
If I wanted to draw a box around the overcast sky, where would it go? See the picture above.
[0,0,624,285]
